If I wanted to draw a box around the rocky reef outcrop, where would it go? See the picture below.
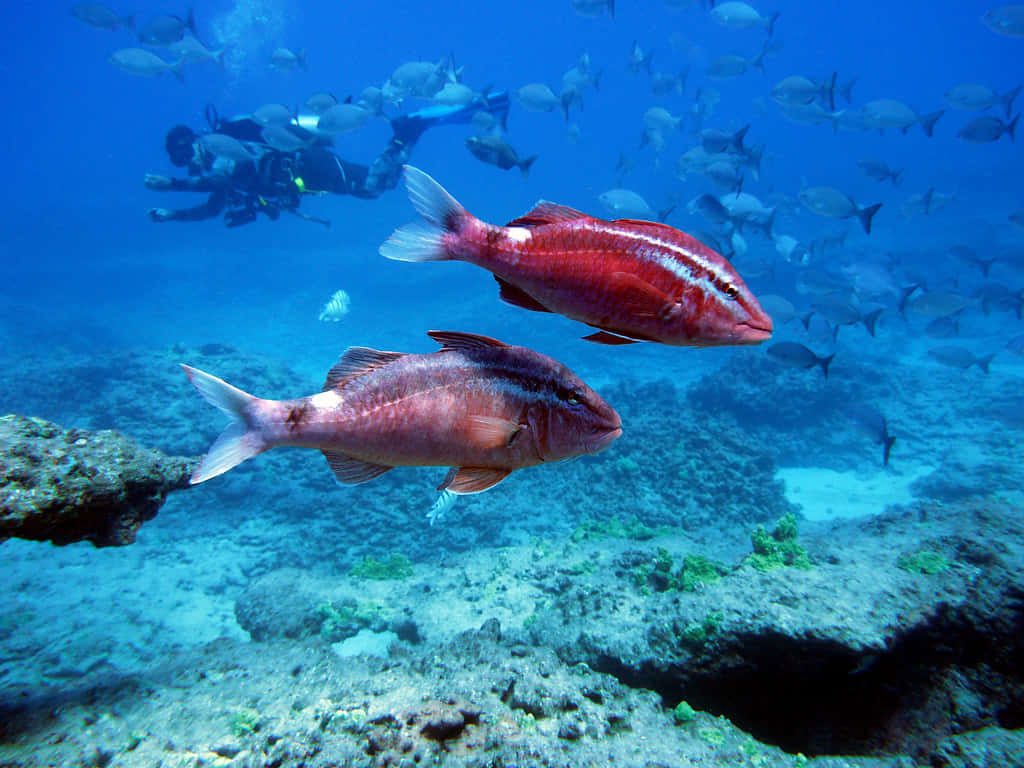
[0,415,195,547]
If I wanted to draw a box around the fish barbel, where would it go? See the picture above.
[183,331,621,495]
[380,166,772,347]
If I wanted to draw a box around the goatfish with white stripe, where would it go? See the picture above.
[182,331,621,494]
[380,166,773,347]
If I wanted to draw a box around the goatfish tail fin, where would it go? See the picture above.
[379,165,472,262]
[181,364,268,484]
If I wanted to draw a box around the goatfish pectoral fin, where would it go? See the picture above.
[606,271,677,320]
[181,364,267,484]
[466,415,525,449]
[440,467,512,494]
[322,451,394,484]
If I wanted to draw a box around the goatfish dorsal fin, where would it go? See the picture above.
[428,330,508,351]
[323,347,405,391]
[506,201,590,228]
[439,466,512,494]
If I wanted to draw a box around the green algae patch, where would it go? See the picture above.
[570,515,663,542]
[675,553,729,591]
[697,724,726,745]
[897,549,950,575]
[636,548,729,593]
[744,513,811,572]
[317,599,385,641]
[350,553,414,580]
[672,700,697,724]
[678,612,723,651]
[230,707,262,737]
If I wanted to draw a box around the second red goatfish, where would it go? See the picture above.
[380,166,773,346]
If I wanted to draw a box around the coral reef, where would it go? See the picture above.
[526,499,1024,758]
[581,377,797,533]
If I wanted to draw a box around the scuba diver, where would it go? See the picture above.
[146,92,510,228]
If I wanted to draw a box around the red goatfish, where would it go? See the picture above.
[380,166,773,346]
[182,331,621,494]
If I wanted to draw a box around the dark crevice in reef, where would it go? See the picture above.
[594,590,1024,758]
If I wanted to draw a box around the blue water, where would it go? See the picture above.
[1,1,1023,759]
[5,0,1021,364]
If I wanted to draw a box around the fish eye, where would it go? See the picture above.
[725,284,740,299]
[558,387,583,405]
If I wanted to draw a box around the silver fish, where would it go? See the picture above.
[465,135,537,176]
[945,83,1021,117]
[317,104,370,135]
[957,114,1019,143]
[758,294,798,324]
[109,48,183,81]
[767,342,834,378]
[927,346,994,373]
[710,2,780,35]
[628,40,654,75]
[138,11,197,46]
[651,70,688,96]
[857,158,904,186]
[983,4,1024,37]
[271,47,307,72]
[198,133,258,164]
[706,49,765,80]
[771,74,836,108]
[304,92,339,115]
[799,187,882,234]
[844,403,895,466]
[168,35,225,67]
[778,102,843,127]
[71,3,133,31]
[908,291,973,317]
[252,103,295,126]
[431,82,479,106]
[900,187,956,218]
[598,189,672,221]
[862,99,945,137]
[261,125,311,153]
[516,83,560,113]
[701,124,749,154]
[572,0,615,18]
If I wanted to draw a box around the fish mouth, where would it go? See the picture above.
[591,423,623,451]
[735,317,774,344]
[741,325,770,346]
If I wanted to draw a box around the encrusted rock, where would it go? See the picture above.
[0,414,195,547]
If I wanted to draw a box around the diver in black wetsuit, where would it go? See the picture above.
[146,92,510,227]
